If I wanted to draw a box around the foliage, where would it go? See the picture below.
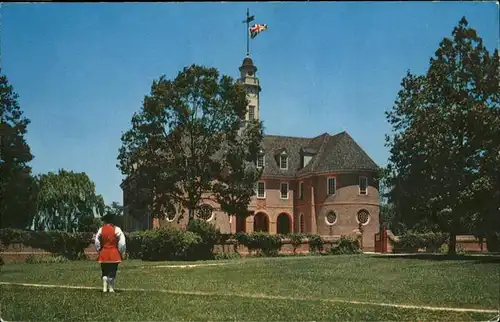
[104,201,123,217]
[485,231,500,253]
[140,227,203,261]
[286,233,305,253]
[118,64,263,224]
[212,120,264,222]
[0,74,38,229]
[33,169,105,232]
[100,201,125,227]
[77,215,102,232]
[384,17,500,254]
[0,229,92,260]
[306,234,324,253]
[328,236,361,255]
[0,228,24,248]
[214,252,241,260]
[439,243,467,255]
[186,219,221,260]
[390,231,449,253]
[234,232,282,256]
[25,254,69,264]
[123,232,144,260]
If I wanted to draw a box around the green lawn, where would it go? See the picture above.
[1,254,499,321]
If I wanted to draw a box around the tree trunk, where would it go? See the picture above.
[188,208,195,223]
[448,231,457,255]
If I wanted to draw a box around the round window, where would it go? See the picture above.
[197,205,214,221]
[357,210,370,225]
[325,211,337,226]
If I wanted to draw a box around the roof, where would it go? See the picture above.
[260,131,379,177]
[121,130,379,189]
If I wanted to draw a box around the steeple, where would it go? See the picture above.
[238,56,261,122]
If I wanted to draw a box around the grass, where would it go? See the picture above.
[1,254,499,321]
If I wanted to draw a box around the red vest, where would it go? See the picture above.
[97,224,122,263]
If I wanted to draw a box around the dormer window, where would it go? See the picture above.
[279,152,288,170]
[300,147,317,169]
[257,152,265,169]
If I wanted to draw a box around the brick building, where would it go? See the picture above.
[122,55,381,249]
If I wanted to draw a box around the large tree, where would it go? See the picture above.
[384,17,500,254]
[213,122,263,223]
[33,169,105,232]
[0,74,38,229]
[118,65,264,223]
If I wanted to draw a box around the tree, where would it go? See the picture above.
[77,215,101,233]
[33,169,105,232]
[104,201,123,217]
[384,17,500,254]
[213,122,263,224]
[103,201,125,227]
[0,74,38,229]
[118,64,264,224]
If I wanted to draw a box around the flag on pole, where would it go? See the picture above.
[249,24,268,39]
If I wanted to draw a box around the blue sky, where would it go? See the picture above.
[2,2,498,204]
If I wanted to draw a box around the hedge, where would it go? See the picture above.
[0,224,361,261]
[390,231,449,253]
[0,228,92,260]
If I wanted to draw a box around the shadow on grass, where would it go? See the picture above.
[371,253,500,264]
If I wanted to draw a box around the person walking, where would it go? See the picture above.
[94,214,126,293]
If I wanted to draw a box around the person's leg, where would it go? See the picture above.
[107,263,119,292]
[101,263,109,292]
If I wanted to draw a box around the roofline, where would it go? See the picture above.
[261,168,380,181]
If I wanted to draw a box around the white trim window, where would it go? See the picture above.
[298,181,304,200]
[359,176,368,195]
[248,105,255,121]
[325,211,338,226]
[280,182,289,199]
[257,153,265,169]
[279,153,288,170]
[327,177,336,196]
[256,181,266,199]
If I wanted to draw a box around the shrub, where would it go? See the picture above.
[307,234,324,253]
[287,233,305,254]
[124,232,144,259]
[218,233,234,245]
[140,227,203,261]
[329,235,361,255]
[234,232,282,256]
[186,219,220,260]
[439,243,467,255]
[0,228,23,248]
[391,231,448,253]
[214,252,241,260]
[25,254,69,264]
[11,230,92,260]
[486,232,500,253]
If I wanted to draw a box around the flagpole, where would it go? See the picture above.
[246,8,250,56]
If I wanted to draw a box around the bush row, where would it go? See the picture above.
[0,221,361,261]
[389,231,449,253]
